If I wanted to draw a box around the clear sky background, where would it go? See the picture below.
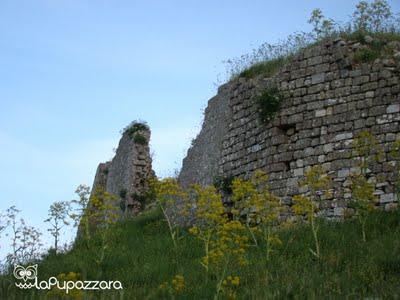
[1,0,399,260]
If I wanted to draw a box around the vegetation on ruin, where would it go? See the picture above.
[122,120,149,145]
[224,0,400,80]
[238,57,290,79]
[213,175,235,195]
[256,86,283,124]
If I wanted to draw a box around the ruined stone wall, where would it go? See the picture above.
[179,84,233,188]
[179,37,400,217]
[91,162,110,191]
[91,127,154,216]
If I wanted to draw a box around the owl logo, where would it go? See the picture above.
[13,264,37,289]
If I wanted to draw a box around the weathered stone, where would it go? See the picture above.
[315,109,326,117]
[293,168,304,177]
[312,73,325,84]
[335,132,353,141]
[380,193,395,204]
[177,38,400,224]
[338,168,350,178]
[387,104,400,114]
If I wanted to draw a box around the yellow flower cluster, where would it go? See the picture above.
[151,177,187,207]
[350,131,386,242]
[86,187,119,229]
[222,275,240,300]
[298,165,331,197]
[171,274,185,293]
[350,174,377,212]
[292,165,331,259]
[155,170,293,296]
[292,194,314,216]
[230,170,283,261]
[352,130,384,170]
[151,177,189,254]
[187,184,250,274]
[204,221,249,268]
[293,166,331,219]
[191,184,225,226]
[223,275,240,287]
[159,274,185,295]
[231,170,281,226]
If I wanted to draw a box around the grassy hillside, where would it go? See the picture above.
[2,208,400,299]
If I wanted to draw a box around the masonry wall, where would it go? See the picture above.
[91,128,154,216]
[179,37,400,217]
[179,84,233,188]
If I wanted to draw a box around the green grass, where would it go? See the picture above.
[353,47,381,63]
[343,30,400,45]
[348,31,400,63]
[239,57,290,79]
[1,208,400,299]
[236,31,400,80]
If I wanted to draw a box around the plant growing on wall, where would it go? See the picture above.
[350,130,383,242]
[118,188,128,212]
[122,120,149,145]
[256,87,283,123]
[292,165,332,259]
[133,133,148,145]
[130,192,152,210]
[224,0,399,80]
[213,175,235,195]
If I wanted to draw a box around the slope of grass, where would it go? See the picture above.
[1,208,400,299]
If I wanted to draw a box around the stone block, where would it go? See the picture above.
[387,104,400,114]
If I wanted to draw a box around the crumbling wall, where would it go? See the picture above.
[179,83,233,188]
[91,126,154,216]
[179,37,400,217]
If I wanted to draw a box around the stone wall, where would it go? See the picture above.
[91,126,154,216]
[179,37,400,217]
[179,84,233,188]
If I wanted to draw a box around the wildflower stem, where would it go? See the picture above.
[310,206,320,259]
[246,223,258,246]
[214,264,228,300]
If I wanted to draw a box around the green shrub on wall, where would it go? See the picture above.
[353,47,380,63]
[213,175,235,195]
[256,87,283,123]
[122,120,149,145]
[133,134,148,145]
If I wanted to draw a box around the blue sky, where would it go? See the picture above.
[1,0,399,259]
